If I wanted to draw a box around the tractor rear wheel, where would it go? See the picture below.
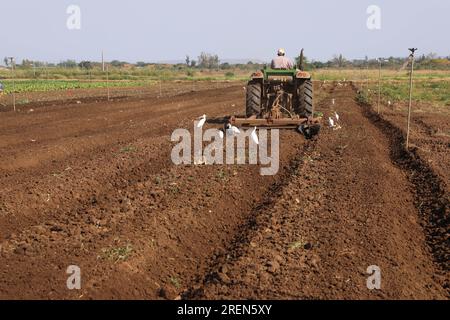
[296,80,313,117]
[246,81,262,117]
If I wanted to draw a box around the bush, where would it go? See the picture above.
[356,90,371,105]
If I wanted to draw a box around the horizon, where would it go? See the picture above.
[2,53,449,67]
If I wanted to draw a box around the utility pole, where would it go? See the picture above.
[8,57,16,112]
[406,48,417,150]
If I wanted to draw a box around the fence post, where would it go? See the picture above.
[7,57,16,112]
[406,48,417,150]
[106,65,110,101]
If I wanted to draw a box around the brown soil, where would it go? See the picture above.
[0,82,448,299]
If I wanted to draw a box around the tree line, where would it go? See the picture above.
[4,52,450,70]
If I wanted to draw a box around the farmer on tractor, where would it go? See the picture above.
[271,48,294,70]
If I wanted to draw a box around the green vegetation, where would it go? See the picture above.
[170,276,181,289]
[379,80,450,105]
[0,79,154,94]
[288,239,306,251]
[120,145,138,153]
[356,90,371,105]
[101,244,133,263]
[359,79,450,106]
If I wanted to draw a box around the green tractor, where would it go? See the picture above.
[230,50,320,137]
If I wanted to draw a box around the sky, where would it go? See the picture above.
[1,0,449,64]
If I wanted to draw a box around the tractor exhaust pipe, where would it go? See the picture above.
[298,49,304,71]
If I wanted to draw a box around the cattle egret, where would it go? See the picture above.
[335,111,340,122]
[332,99,335,105]
[226,123,240,136]
[218,130,224,139]
[251,127,259,145]
[197,114,206,128]
[328,117,335,128]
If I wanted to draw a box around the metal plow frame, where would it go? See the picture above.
[229,115,322,129]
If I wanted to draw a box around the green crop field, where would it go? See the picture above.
[0,79,156,94]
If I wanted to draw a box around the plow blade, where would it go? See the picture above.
[229,116,321,129]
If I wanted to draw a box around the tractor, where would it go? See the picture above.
[229,50,321,137]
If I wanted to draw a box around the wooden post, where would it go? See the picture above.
[377,59,382,114]
[406,48,417,150]
[8,57,16,112]
[366,58,369,97]
[106,65,110,101]
[102,50,105,72]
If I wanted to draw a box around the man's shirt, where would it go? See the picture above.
[271,56,294,69]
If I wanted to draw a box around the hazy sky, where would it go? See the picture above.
[1,0,449,63]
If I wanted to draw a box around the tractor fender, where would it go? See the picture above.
[251,70,264,80]
[296,71,311,79]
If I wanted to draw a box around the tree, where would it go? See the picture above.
[197,52,219,69]
[78,61,93,69]
[331,54,347,68]
[295,54,311,69]
[185,55,190,67]
[57,60,77,68]
[136,61,148,67]
[190,60,197,68]
[4,57,9,67]
[426,52,438,60]
[110,60,126,67]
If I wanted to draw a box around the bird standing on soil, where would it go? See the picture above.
[334,111,340,122]
[251,127,259,145]
[197,114,206,128]
[328,117,335,128]
[226,123,240,136]
[332,98,335,105]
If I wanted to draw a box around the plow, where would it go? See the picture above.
[229,50,322,138]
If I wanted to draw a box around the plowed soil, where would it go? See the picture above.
[0,82,448,299]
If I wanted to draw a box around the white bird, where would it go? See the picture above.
[332,99,335,105]
[197,114,206,128]
[334,111,340,122]
[251,127,259,145]
[218,130,224,139]
[388,100,392,106]
[328,117,335,128]
[226,123,240,136]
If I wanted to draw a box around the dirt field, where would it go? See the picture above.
[0,82,448,299]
